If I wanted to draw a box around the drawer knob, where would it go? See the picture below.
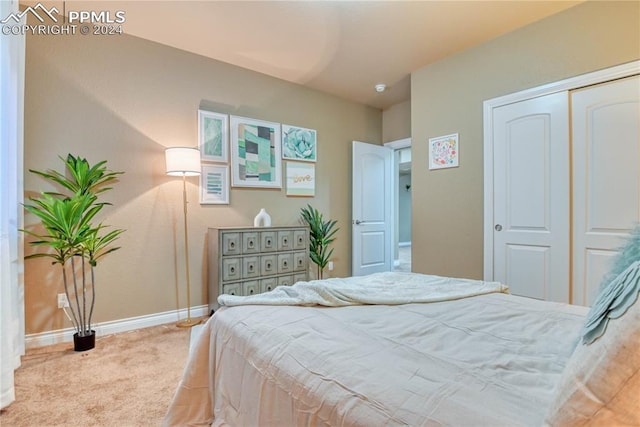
[266,239,272,245]
[230,267,235,273]
[230,242,235,248]
[267,262,272,268]
[249,265,254,271]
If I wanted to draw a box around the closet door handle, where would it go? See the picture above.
[494,224,503,231]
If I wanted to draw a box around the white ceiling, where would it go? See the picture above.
[25,1,582,110]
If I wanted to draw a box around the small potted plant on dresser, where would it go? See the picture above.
[22,154,125,351]
[300,204,339,280]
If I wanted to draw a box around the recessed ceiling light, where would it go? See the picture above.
[374,83,386,93]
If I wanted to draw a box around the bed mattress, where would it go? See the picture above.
[164,283,587,426]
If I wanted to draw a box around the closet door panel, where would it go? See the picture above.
[572,75,640,306]
[493,92,570,302]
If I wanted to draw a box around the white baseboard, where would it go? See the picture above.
[25,305,209,349]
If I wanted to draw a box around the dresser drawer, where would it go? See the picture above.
[260,254,277,276]
[242,256,259,279]
[222,282,242,296]
[260,231,277,253]
[293,251,307,272]
[278,253,294,274]
[222,257,242,282]
[277,230,293,251]
[293,229,307,250]
[221,232,241,256]
[294,273,307,284]
[242,232,259,254]
[260,278,277,293]
[277,275,294,287]
[243,281,260,296]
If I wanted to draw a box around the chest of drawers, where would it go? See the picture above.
[208,226,309,313]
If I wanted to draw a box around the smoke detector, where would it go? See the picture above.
[374,83,386,93]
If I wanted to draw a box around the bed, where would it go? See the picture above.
[163,270,640,427]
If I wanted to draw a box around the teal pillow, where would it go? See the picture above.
[583,260,640,344]
[599,224,640,289]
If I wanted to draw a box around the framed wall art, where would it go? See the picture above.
[200,164,229,204]
[230,116,282,188]
[198,110,228,162]
[428,133,459,170]
[285,161,315,197]
[282,124,317,162]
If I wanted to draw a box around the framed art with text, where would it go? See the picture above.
[285,161,315,197]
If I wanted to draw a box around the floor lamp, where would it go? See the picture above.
[165,147,202,328]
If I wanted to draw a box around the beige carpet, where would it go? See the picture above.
[0,323,192,426]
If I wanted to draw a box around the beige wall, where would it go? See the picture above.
[411,1,640,279]
[24,32,381,334]
[382,99,411,143]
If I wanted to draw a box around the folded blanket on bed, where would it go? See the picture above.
[217,271,509,307]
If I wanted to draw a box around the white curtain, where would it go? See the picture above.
[0,0,25,410]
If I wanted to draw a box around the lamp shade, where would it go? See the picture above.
[165,147,201,176]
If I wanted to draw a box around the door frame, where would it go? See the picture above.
[384,138,412,268]
[483,60,640,282]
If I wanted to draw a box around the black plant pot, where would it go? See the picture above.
[73,330,96,352]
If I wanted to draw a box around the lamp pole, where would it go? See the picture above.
[165,146,202,329]
[176,173,200,328]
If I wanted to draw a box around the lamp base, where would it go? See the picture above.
[176,317,202,328]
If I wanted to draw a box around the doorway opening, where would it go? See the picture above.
[385,138,412,273]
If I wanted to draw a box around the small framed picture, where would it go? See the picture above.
[198,110,228,162]
[282,124,317,162]
[200,164,229,204]
[230,116,282,188]
[428,133,459,170]
[285,161,315,197]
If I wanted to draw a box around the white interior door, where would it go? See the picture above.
[352,141,393,276]
[493,92,570,302]
[571,75,640,306]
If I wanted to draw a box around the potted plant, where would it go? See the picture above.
[300,204,339,279]
[22,154,124,351]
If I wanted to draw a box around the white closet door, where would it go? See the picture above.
[572,75,640,306]
[493,92,570,302]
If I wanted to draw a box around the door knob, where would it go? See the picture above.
[495,224,503,231]
[354,220,362,225]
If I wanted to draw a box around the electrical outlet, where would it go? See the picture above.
[328,261,334,271]
[57,293,69,308]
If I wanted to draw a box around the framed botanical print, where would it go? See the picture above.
[282,124,317,162]
[198,110,228,162]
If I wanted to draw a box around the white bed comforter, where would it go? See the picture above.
[218,271,508,307]
[164,273,588,427]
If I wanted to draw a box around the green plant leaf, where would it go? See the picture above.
[300,204,339,275]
